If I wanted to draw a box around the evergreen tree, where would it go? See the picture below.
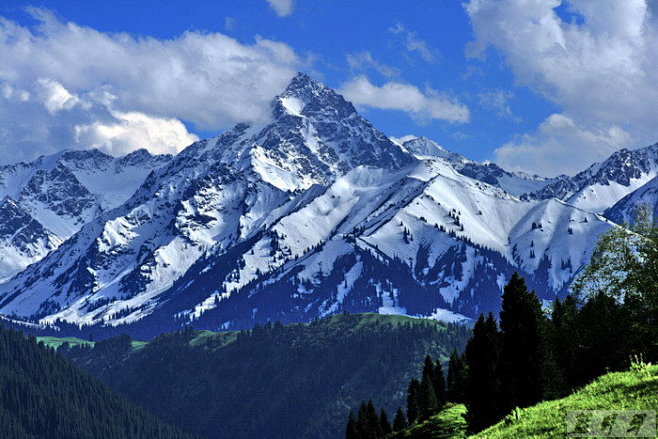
[575,292,629,385]
[551,295,580,393]
[379,409,392,436]
[367,401,384,438]
[419,372,439,419]
[406,379,421,424]
[346,411,359,439]
[447,349,467,403]
[0,327,192,439]
[464,313,503,433]
[357,402,371,438]
[393,408,408,431]
[499,273,546,410]
[433,358,446,404]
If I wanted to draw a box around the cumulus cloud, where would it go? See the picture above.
[389,23,436,62]
[0,8,301,163]
[465,0,658,175]
[266,0,294,17]
[74,110,199,157]
[495,114,631,175]
[340,76,469,123]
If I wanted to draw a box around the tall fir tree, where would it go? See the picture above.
[499,273,546,410]
[433,358,446,404]
[464,313,503,433]
[393,408,408,431]
[346,411,359,439]
[379,409,392,436]
[406,379,421,424]
[447,349,467,403]
[419,372,439,420]
[551,295,579,393]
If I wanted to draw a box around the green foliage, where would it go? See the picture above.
[60,313,471,439]
[0,326,193,439]
[472,365,658,438]
[573,204,658,360]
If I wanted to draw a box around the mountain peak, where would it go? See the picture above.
[275,72,357,119]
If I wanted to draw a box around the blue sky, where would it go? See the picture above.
[1,0,657,175]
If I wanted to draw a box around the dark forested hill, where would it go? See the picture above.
[58,313,471,439]
[0,326,193,439]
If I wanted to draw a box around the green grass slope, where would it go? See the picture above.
[388,403,468,439]
[473,365,658,439]
[57,313,471,439]
[392,365,658,439]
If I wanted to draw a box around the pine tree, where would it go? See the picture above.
[576,292,629,386]
[393,408,408,431]
[346,411,359,439]
[419,372,439,419]
[499,273,546,411]
[367,401,384,438]
[464,313,503,433]
[433,358,446,404]
[406,379,421,424]
[357,402,371,438]
[379,409,392,436]
[551,295,579,393]
[447,349,467,403]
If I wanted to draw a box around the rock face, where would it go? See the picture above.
[0,148,172,280]
[1,73,654,335]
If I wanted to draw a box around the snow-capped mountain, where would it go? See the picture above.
[394,136,555,197]
[523,144,658,213]
[0,148,171,280]
[604,175,658,223]
[0,73,643,335]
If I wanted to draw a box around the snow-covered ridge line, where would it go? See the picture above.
[0,72,655,335]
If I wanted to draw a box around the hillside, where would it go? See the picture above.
[473,364,658,438]
[391,365,658,439]
[0,326,193,439]
[57,313,471,439]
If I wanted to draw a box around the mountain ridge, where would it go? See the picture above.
[0,72,655,335]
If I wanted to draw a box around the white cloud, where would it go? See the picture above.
[266,0,294,17]
[74,110,199,157]
[495,114,631,176]
[465,0,658,174]
[36,78,84,114]
[0,9,302,163]
[389,23,436,62]
[346,52,398,78]
[340,76,469,123]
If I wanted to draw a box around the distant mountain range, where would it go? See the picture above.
[1,73,656,336]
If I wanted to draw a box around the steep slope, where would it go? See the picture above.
[0,148,171,279]
[0,198,61,282]
[524,143,658,213]
[395,136,554,197]
[58,313,472,439]
[604,175,658,223]
[471,365,658,439]
[0,325,193,439]
[390,365,658,438]
[0,74,615,332]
